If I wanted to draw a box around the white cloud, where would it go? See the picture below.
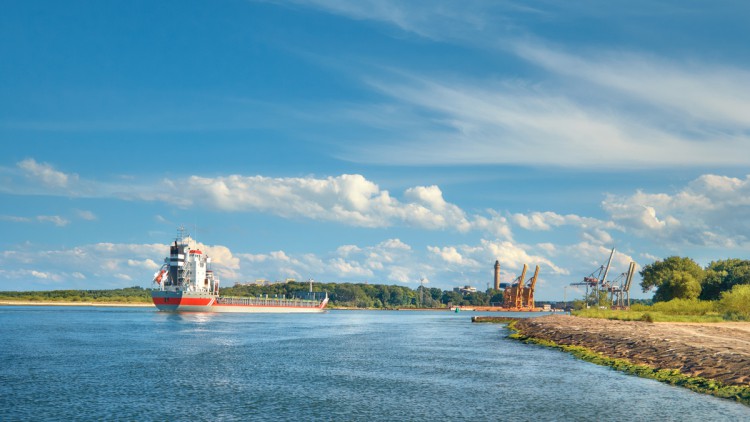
[76,210,97,221]
[0,215,31,223]
[561,242,637,280]
[282,0,497,41]
[31,270,52,279]
[36,215,70,227]
[478,239,567,275]
[427,246,468,265]
[237,238,425,284]
[602,174,750,247]
[18,158,77,188]
[343,70,750,168]
[336,244,361,257]
[468,211,513,240]
[1,214,70,227]
[516,43,750,129]
[329,257,375,278]
[179,174,477,231]
[127,259,160,270]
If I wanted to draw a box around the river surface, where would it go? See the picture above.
[1,307,748,421]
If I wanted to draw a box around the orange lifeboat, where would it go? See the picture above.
[153,268,167,284]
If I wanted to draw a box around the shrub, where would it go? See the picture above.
[718,284,750,320]
[641,313,654,323]
[649,298,716,315]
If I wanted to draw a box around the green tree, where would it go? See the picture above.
[487,289,503,305]
[700,259,750,301]
[639,256,705,293]
[653,271,702,302]
[441,290,464,306]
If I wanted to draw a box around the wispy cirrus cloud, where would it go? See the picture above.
[1,214,70,227]
[336,64,750,168]
[272,2,750,169]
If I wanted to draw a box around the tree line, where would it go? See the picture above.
[221,282,504,308]
[640,257,750,302]
[0,286,152,303]
[0,283,504,308]
[638,257,750,319]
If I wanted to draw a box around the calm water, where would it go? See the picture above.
[1,307,748,421]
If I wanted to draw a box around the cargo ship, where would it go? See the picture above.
[151,229,328,313]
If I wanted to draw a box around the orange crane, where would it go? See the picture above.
[525,265,540,309]
[501,264,540,310]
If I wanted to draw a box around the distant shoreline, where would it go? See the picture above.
[0,300,152,308]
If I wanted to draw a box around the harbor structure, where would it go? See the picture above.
[494,260,500,290]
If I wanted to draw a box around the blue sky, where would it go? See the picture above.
[2,1,750,300]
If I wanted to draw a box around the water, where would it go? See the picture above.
[1,307,748,421]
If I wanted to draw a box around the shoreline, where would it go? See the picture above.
[0,300,153,308]
[510,314,750,405]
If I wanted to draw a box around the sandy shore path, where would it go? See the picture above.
[514,315,750,387]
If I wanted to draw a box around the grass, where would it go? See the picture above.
[506,321,750,406]
[572,298,727,322]
[572,308,725,322]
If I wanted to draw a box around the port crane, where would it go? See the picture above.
[570,247,615,308]
[502,264,540,310]
[604,261,636,309]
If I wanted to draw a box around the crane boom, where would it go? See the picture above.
[516,264,528,308]
[526,265,540,308]
[600,248,615,289]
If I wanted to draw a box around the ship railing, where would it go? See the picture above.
[216,296,322,307]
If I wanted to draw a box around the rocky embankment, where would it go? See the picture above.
[514,315,750,387]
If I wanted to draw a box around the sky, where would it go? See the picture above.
[2,1,750,300]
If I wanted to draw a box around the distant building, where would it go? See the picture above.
[454,285,477,295]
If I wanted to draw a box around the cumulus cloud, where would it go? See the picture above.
[126,259,160,270]
[428,238,567,277]
[602,174,750,247]
[469,211,513,240]
[180,174,477,231]
[427,246,471,265]
[237,238,425,284]
[561,242,637,280]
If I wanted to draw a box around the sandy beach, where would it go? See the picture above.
[514,315,750,387]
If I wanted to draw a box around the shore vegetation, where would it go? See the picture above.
[1,282,511,309]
